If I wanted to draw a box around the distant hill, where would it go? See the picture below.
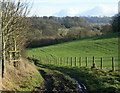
[83,16,112,24]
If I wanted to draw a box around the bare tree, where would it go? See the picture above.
[1,0,31,75]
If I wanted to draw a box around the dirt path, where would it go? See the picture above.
[33,67,81,93]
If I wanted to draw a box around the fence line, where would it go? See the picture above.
[30,55,119,71]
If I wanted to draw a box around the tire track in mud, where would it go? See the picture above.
[33,68,82,93]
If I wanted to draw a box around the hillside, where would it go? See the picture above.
[26,32,119,70]
[26,33,118,58]
[25,33,120,92]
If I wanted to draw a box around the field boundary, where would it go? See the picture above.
[28,55,119,71]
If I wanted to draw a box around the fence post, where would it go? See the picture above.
[63,57,65,66]
[100,57,103,69]
[60,57,62,66]
[59,57,61,65]
[70,57,72,66]
[58,57,60,65]
[86,57,88,67]
[92,56,96,68]
[112,57,115,71]
[67,57,69,66]
[74,57,77,67]
[57,58,59,65]
[58,57,59,65]
[79,57,82,67]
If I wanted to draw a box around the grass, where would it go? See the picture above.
[26,32,119,70]
[33,63,80,92]
[18,72,43,91]
[25,33,120,92]
[2,58,44,91]
[26,33,119,57]
[30,58,120,93]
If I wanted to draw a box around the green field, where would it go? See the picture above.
[26,33,119,70]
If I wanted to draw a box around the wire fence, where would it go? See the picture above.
[29,55,120,71]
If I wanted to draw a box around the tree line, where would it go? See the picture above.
[26,16,103,48]
[26,14,120,48]
[83,16,112,24]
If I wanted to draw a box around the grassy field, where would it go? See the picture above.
[26,33,119,70]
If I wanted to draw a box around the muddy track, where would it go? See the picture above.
[33,68,81,93]
[39,70,54,92]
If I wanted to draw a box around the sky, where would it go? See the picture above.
[28,0,119,17]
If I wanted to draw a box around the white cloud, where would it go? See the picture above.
[78,5,117,16]
[53,5,118,17]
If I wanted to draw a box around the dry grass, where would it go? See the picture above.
[2,58,43,91]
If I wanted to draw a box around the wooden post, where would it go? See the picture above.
[100,57,103,69]
[57,58,59,65]
[75,57,77,67]
[79,57,82,67]
[60,57,62,65]
[63,57,64,66]
[63,57,65,66]
[70,57,72,66]
[86,57,88,67]
[112,57,115,71]
[91,56,96,69]
[58,58,60,65]
[67,57,69,66]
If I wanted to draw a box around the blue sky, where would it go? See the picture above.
[28,0,119,17]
